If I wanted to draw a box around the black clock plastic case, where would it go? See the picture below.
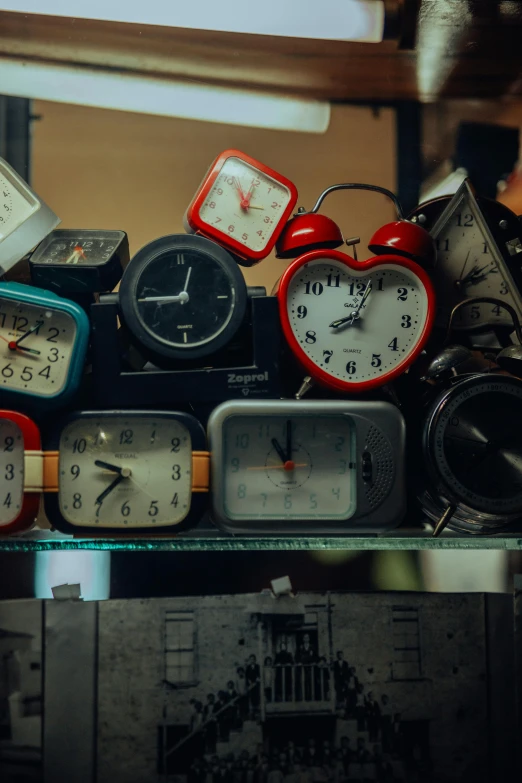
[90,294,282,406]
[207,399,406,535]
[43,410,209,535]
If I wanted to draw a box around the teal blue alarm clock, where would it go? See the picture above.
[0,282,89,409]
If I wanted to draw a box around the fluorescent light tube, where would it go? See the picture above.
[0,59,330,133]
[0,0,385,42]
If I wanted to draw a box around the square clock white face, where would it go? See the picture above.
[0,157,60,273]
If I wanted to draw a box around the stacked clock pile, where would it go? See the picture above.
[1,150,522,539]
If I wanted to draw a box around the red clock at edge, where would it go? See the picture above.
[0,410,41,535]
[276,249,436,394]
[184,149,298,266]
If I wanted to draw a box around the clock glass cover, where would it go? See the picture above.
[32,232,123,266]
[58,414,193,527]
[0,297,77,396]
[221,413,356,520]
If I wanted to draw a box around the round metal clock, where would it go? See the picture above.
[184,149,298,266]
[421,373,522,534]
[276,250,435,394]
[44,410,209,533]
[119,234,248,366]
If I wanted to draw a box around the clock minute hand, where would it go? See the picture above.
[138,293,189,304]
[329,280,372,329]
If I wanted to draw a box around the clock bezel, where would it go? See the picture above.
[184,148,298,265]
[119,234,248,364]
[277,249,436,393]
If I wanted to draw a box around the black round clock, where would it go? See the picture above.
[119,234,248,365]
[421,373,522,534]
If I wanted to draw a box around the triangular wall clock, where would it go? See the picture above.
[409,178,522,332]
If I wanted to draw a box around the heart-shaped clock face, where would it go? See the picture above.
[278,250,435,392]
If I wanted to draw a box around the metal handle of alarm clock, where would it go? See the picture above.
[307,183,404,220]
[445,297,522,344]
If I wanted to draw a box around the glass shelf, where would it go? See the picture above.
[1,524,522,551]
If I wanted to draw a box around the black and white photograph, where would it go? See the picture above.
[0,600,42,782]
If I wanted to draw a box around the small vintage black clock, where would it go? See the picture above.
[420,373,522,535]
[29,229,129,294]
[119,234,249,367]
[409,179,522,332]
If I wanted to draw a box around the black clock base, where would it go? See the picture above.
[90,295,282,406]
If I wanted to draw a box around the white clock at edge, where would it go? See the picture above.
[284,257,431,389]
[198,156,293,253]
[222,415,356,520]
[0,418,24,526]
[58,416,193,527]
[0,157,59,273]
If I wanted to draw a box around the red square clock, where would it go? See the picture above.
[184,149,298,266]
[0,410,42,535]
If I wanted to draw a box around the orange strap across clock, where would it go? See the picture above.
[41,451,210,493]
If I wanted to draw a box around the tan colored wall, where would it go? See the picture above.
[31,101,396,292]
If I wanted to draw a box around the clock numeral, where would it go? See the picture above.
[70,465,80,480]
[257,230,263,236]
[388,337,399,351]
[397,288,408,301]
[228,225,235,233]
[148,501,159,517]
[326,273,340,288]
[492,304,502,316]
[348,282,365,296]
[171,493,179,507]
[47,348,59,363]
[304,281,323,296]
[335,436,345,452]
[121,501,130,517]
[296,306,307,319]
[332,488,341,500]
[305,331,317,344]
[11,316,28,332]
[483,242,489,254]
[38,366,51,380]
[323,350,333,364]
[455,213,474,227]
[242,233,248,242]
[4,464,14,480]
[235,434,249,449]
[1,364,13,378]
[119,429,133,445]
[260,493,268,508]
[20,366,32,382]
[284,495,292,510]
[208,201,216,209]
[470,304,480,320]
[271,201,280,209]
[264,216,271,224]
[231,458,240,472]
[216,188,223,195]
[171,437,181,453]
[376,278,384,291]
[0,312,5,328]
[309,493,318,510]
[3,493,11,508]
[46,328,60,343]
[73,493,82,509]
[346,361,357,375]
[72,438,87,454]
[435,238,450,252]
[401,315,412,329]
[500,281,508,295]
[338,460,347,475]
[3,437,13,452]
[258,424,270,438]
[252,179,260,187]
[237,484,246,499]
[371,354,382,367]
[172,465,181,481]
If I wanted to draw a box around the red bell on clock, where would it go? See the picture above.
[276,183,435,265]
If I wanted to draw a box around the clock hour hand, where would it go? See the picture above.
[138,293,189,304]
[94,459,123,474]
[271,437,287,465]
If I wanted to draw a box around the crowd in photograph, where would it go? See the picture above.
[182,647,411,782]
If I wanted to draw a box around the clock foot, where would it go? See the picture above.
[432,504,457,537]
[295,376,314,400]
